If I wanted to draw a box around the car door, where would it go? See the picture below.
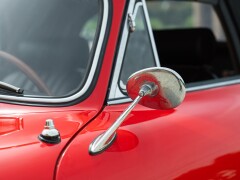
[0,0,115,179]
[56,0,240,179]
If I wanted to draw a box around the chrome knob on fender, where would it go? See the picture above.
[38,119,61,144]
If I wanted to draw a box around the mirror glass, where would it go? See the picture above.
[126,67,186,109]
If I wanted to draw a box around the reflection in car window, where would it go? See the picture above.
[81,15,99,50]
[0,0,100,97]
[120,5,156,89]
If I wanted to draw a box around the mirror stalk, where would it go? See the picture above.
[89,84,154,155]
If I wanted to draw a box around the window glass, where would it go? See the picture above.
[147,0,239,85]
[120,5,156,89]
[147,1,225,41]
[81,15,99,49]
[0,0,101,97]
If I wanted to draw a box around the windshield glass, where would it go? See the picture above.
[0,0,101,97]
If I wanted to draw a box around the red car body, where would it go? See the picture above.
[0,0,240,179]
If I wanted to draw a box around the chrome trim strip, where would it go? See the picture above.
[108,97,131,105]
[132,2,142,20]
[108,0,160,100]
[0,0,109,104]
[142,0,160,66]
[132,2,160,66]
[108,78,240,105]
[108,0,136,99]
[187,78,240,92]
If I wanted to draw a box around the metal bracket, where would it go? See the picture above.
[128,13,136,32]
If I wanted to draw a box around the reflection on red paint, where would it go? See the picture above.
[107,129,139,152]
[0,117,23,135]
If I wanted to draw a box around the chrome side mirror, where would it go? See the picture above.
[127,67,185,109]
[89,67,186,155]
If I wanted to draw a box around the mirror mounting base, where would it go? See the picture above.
[89,132,117,155]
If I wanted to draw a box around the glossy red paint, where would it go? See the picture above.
[0,117,23,135]
[0,70,110,179]
[56,84,240,180]
[0,0,125,179]
[0,109,97,179]
[0,0,240,179]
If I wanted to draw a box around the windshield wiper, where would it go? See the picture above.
[0,81,24,94]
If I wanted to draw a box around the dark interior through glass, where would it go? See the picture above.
[0,0,100,97]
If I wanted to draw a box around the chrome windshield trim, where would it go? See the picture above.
[108,0,160,100]
[108,0,136,99]
[108,78,240,105]
[187,78,240,92]
[108,97,132,105]
[142,0,160,67]
[0,0,109,104]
